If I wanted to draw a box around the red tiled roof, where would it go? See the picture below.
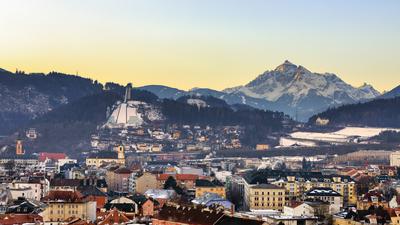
[43,191,85,203]
[362,191,385,202]
[340,167,355,172]
[38,152,67,162]
[176,174,199,180]
[287,200,303,208]
[347,170,359,177]
[154,204,224,225]
[157,174,199,181]
[98,208,130,225]
[114,167,132,174]
[66,217,94,225]
[379,165,396,170]
[387,208,400,217]
[0,214,42,225]
[50,179,81,187]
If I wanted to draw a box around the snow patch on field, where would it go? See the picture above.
[279,137,317,147]
[187,99,207,108]
[288,127,400,143]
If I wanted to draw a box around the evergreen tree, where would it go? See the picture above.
[164,176,178,190]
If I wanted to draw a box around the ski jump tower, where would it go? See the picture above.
[124,83,132,102]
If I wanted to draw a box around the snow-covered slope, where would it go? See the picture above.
[224,60,381,120]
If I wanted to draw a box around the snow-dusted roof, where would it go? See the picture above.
[192,192,233,209]
[144,189,176,199]
[306,187,341,197]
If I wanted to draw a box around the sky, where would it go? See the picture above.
[1,0,399,92]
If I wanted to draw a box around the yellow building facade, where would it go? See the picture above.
[86,145,125,167]
[245,184,286,211]
[195,179,226,198]
[195,186,226,199]
[41,191,96,223]
[333,217,363,225]
[272,176,357,205]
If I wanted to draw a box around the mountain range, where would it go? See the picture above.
[140,60,382,121]
[1,60,399,137]
[0,68,288,152]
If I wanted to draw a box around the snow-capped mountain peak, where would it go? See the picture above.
[357,83,381,98]
[223,60,381,120]
[274,60,298,73]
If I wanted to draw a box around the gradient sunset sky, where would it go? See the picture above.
[1,0,399,92]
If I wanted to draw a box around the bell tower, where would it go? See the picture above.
[16,139,25,155]
[117,145,125,160]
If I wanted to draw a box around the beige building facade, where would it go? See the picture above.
[135,173,158,194]
[244,183,286,211]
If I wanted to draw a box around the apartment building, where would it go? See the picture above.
[41,191,96,223]
[244,183,286,211]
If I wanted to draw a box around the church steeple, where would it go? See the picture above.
[16,139,24,155]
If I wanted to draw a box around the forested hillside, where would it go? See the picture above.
[309,97,400,127]
[0,69,103,134]
[21,91,121,153]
